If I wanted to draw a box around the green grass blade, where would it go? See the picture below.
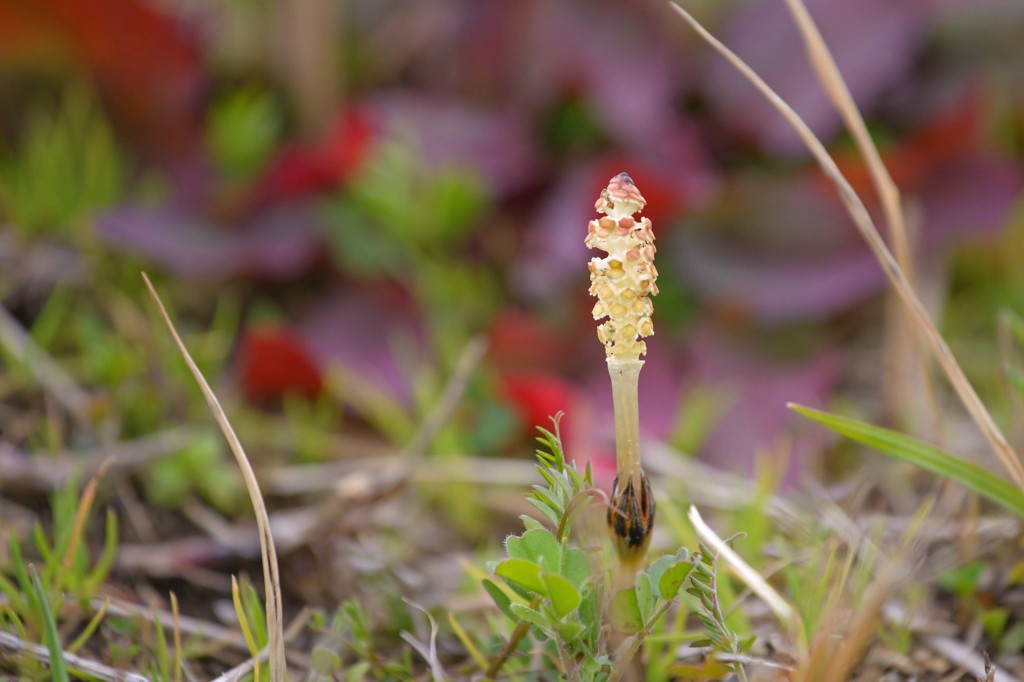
[85,509,118,594]
[29,566,69,682]
[789,404,1024,518]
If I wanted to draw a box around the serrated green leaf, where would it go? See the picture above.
[521,529,561,573]
[635,572,654,620]
[790,404,1024,518]
[542,573,581,618]
[560,547,589,590]
[510,603,549,632]
[482,579,516,622]
[496,559,546,595]
[610,588,643,633]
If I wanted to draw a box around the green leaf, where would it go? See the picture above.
[520,515,547,533]
[560,547,589,590]
[656,558,696,602]
[505,534,526,560]
[520,529,561,573]
[609,588,643,633]
[530,486,566,517]
[496,559,546,595]
[509,603,549,632]
[936,561,985,597]
[542,573,581,618]
[525,498,561,527]
[553,621,585,642]
[648,555,675,600]
[790,404,1024,518]
[482,579,516,622]
[85,509,118,593]
[635,572,654,620]
[30,566,69,682]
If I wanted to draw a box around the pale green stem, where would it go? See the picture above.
[608,359,644,483]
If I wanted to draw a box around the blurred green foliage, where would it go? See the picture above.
[206,87,282,182]
[0,85,123,238]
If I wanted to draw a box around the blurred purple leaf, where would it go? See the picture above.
[367,93,540,196]
[96,203,325,281]
[688,331,840,485]
[296,286,426,406]
[392,0,691,148]
[678,234,881,324]
[529,2,688,148]
[701,0,930,154]
[918,156,1023,249]
[673,174,881,323]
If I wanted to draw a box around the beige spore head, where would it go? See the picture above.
[586,172,658,363]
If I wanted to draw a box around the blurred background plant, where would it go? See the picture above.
[1,0,1024,678]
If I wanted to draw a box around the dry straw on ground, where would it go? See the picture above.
[142,272,287,681]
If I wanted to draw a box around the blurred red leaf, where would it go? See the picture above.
[237,326,323,402]
[256,107,377,204]
[834,89,982,199]
[499,371,574,435]
[487,310,573,373]
[0,0,204,158]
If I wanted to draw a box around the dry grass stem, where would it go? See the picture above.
[170,592,184,682]
[799,569,904,681]
[141,272,286,681]
[779,0,909,272]
[668,1,1024,491]
[781,0,941,440]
